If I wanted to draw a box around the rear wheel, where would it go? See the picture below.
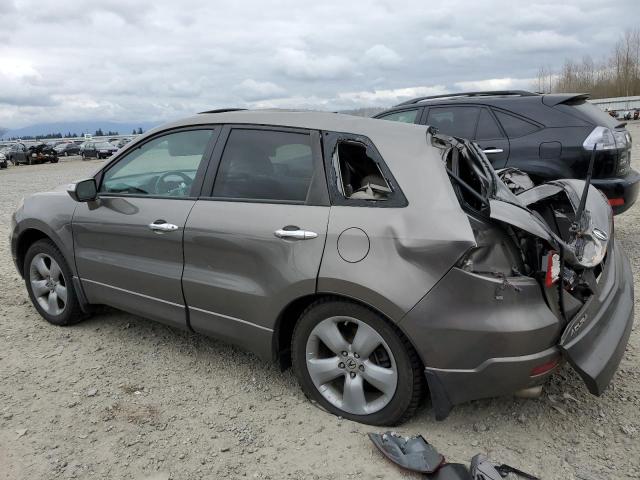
[24,240,87,326]
[292,299,424,426]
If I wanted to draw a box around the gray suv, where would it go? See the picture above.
[10,110,634,425]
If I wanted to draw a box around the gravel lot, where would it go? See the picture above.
[1,125,639,480]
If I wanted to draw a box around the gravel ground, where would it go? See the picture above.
[1,125,639,480]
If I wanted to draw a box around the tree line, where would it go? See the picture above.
[3,127,145,141]
[534,29,640,99]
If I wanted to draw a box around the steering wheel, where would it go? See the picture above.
[154,171,193,195]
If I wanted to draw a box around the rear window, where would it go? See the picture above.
[564,100,619,129]
[493,111,540,138]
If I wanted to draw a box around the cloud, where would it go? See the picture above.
[363,45,401,68]
[511,30,584,53]
[274,48,352,80]
[453,77,536,92]
[337,85,447,107]
[236,79,286,101]
[0,0,638,127]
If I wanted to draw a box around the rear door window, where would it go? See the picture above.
[212,129,314,202]
[493,110,540,138]
[426,106,480,139]
[377,109,420,124]
[475,109,504,140]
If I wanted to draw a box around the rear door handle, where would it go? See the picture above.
[149,220,179,233]
[274,226,318,240]
[482,148,504,154]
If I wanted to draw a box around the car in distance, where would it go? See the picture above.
[374,91,639,214]
[0,148,7,169]
[7,142,58,165]
[10,110,634,425]
[54,142,81,157]
[82,141,118,159]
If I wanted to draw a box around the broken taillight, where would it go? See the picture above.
[543,251,560,288]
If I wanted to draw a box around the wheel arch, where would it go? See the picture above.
[272,292,424,372]
[14,226,69,278]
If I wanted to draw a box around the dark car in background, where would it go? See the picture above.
[82,141,118,159]
[6,142,58,165]
[375,91,639,214]
[54,142,81,157]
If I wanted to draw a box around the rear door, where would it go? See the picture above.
[73,128,218,329]
[182,125,330,360]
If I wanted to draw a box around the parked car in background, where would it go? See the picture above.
[111,138,132,148]
[5,143,57,165]
[0,147,8,169]
[54,143,81,157]
[25,143,59,164]
[9,110,634,425]
[375,91,639,214]
[81,141,118,159]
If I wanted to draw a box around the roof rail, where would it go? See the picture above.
[395,90,538,107]
[198,108,247,114]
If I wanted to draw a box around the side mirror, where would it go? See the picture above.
[67,179,98,202]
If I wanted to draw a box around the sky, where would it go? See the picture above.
[0,0,638,128]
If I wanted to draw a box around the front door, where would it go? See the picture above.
[73,128,218,328]
[182,126,330,360]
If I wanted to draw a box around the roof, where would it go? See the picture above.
[149,109,431,138]
[394,90,538,106]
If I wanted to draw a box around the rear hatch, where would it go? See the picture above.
[433,132,630,395]
[547,94,632,179]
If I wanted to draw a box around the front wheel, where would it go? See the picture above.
[24,240,87,326]
[292,299,424,426]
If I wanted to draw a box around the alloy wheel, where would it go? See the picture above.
[305,316,398,415]
[29,253,67,316]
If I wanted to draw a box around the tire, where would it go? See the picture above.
[291,298,424,426]
[24,239,87,326]
[51,158,58,163]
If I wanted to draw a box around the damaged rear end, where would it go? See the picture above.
[415,133,634,418]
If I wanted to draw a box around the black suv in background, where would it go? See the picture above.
[374,91,638,214]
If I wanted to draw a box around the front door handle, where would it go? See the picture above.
[149,220,179,233]
[482,148,504,154]
[274,226,318,240]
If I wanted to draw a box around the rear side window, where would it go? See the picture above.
[334,141,392,200]
[213,129,313,202]
[563,100,618,129]
[475,109,504,140]
[378,109,420,124]
[493,110,540,138]
[426,106,480,139]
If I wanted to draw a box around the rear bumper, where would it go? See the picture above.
[591,169,640,214]
[559,241,634,395]
[404,242,634,420]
